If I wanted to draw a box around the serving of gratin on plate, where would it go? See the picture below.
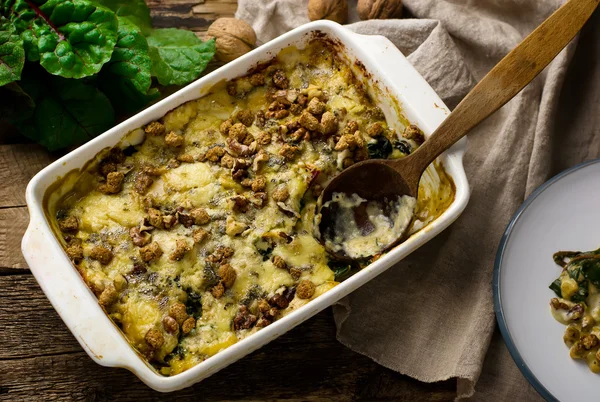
[23,21,469,391]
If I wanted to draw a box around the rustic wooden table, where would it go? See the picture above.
[0,1,456,400]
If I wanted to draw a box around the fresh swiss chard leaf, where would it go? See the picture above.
[328,260,354,282]
[549,277,562,297]
[147,28,215,86]
[17,66,115,151]
[92,0,152,36]
[0,81,34,121]
[393,139,412,155]
[571,280,589,303]
[8,0,118,78]
[580,257,600,288]
[0,15,24,86]
[99,16,159,113]
[367,136,392,159]
[185,290,202,318]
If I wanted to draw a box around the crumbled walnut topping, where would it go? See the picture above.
[367,122,384,137]
[256,131,271,145]
[279,144,299,160]
[66,238,83,264]
[90,246,113,265]
[226,216,248,236]
[299,111,319,131]
[221,153,235,168]
[272,185,289,202]
[296,280,316,299]
[227,137,257,157]
[130,227,151,247]
[320,111,338,136]
[145,328,164,349]
[205,146,226,162]
[218,264,237,288]
[289,127,307,142]
[211,282,225,298]
[177,154,195,163]
[236,109,255,127]
[252,175,266,192]
[249,192,268,208]
[343,121,359,135]
[306,97,326,115]
[272,255,287,270]
[162,315,179,334]
[297,94,308,106]
[290,267,302,280]
[134,173,154,195]
[233,305,257,330]
[144,121,165,136]
[177,212,194,228]
[165,131,184,147]
[99,161,117,177]
[140,242,163,263]
[148,208,163,229]
[182,317,196,334]
[98,171,124,194]
[402,124,425,144]
[229,122,248,142]
[252,149,270,172]
[272,70,289,89]
[230,195,249,212]
[255,110,266,127]
[58,216,78,233]
[190,208,211,225]
[220,119,233,136]
[170,239,190,261]
[169,303,188,325]
[98,284,118,307]
[289,103,303,115]
[250,72,265,86]
[193,228,209,244]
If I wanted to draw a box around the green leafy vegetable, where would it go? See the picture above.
[147,28,215,86]
[93,0,152,35]
[367,136,392,159]
[571,280,589,303]
[328,261,354,282]
[8,0,118,78]
[549,277,562,297]
[0,81,33,121]
[185,290,202,318]
[0,15,24,85]
[99,16,158,113]
[16,66,114,150]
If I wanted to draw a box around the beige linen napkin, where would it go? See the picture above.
[237,1,600,399]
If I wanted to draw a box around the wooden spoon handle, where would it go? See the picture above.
[405,0,599,175]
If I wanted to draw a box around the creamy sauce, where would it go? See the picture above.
[321,192,416,259]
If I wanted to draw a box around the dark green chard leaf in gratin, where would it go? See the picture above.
[367,136,392,159]
[16,66,114,150]
[147,28,216,86]
[99,16,159,113]
[549,277,562,297]
[0,15,24,86]
[7,0,118,78]
[93,0,152,36]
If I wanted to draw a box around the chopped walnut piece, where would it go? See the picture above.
[90,246,113,265]
[144,121,165,136]
[250,72,265,86]
[272,255,287,270]
[272,69,289,89]
[289,127,307,142]
[297,94,308,106]
[290,267,302,280]
[177,212,194,228]
[58,216,78,233]
[205,146,226,162]
[162,316,179,334]
[211,282,225,298]
[582,334,599,350]
[279,144,299,160]
[343,121,359,135]
[289,104,303,115]
[402,124,425,144]
[221,153,235,168]
[258,299,271,314]
[220,119,233,136]
[252,149,270,171]
[226,216,248,236]
[218,264,237,288]
[367,122,384,137]
[190,208,211,225]
[129,227,151,247]
[233,305,257,330]
[320,111,338,136]
[177,154,194,163]
[272,185,289,202]
[98,284,118,307]
[307,97,326,115]
[145,328,164,349]
[182,317,196,334]
[269,293,289,309]
[296,280,316,299]
[99,161,117,177]
[169,302,188,325]
[98,171,124,194]
[140,242,163,263]
[255,317,271,328]
[134,173,154,195]
[66,238,83,264]
[193,228,209,244]
[334,134,357,151]
[299,111,319,131]
[229,122,248,143]
[252,175,266,192]
[236,109,255,126]
[165,131,184,147]
[227,137,257,157]
[170,239,190,261]
[230,195,249,212]
[147,208,163,229]
[249,192,267,208]
[163,214,178,230]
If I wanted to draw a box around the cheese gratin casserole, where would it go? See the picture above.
[46,40,455,375]
[549,247,600,373]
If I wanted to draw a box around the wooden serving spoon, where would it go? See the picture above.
[318,0,599,259]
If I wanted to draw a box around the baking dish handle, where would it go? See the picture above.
[21,215,150,375]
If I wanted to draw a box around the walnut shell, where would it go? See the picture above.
[357,0,402,20]
[207,18,257,62]
[308,0,348,24]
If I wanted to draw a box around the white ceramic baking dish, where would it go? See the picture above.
[22,20,469,392]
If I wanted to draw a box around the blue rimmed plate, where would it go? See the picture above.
[495,158,600,402]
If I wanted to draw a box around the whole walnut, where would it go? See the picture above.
[308,0,348,24]
[357,0,402,20]
[207,18,257,62]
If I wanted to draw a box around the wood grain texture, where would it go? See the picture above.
[0,207,28,270]
[0,275,455,401]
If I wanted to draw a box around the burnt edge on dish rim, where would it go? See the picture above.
[494,157,600,402]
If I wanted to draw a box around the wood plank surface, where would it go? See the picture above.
[0,1,457,401]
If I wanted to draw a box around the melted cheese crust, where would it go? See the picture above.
[47,40,455,375]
